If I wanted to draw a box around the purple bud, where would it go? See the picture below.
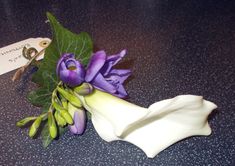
[69,109,86,135]
[56,53,85,87]
[68,103,86,135]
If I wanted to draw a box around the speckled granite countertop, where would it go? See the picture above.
[0,0,234,165]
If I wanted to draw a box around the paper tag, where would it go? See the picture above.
[0,37,51,75]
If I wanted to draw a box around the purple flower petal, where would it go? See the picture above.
[116,84,128,98]
[60,61,67,70]
[107,70,131,85]
[109,69,131,77]
[101,50,127,76]
[69,109,86,135]
[60,70,84,87]
[74,109,86,134]
[85,49,131,98]
[56,53,75,76]
[69,125,78,134]
[85,51,106,82]
[57,53,85,87]
[92,73,117,94]
[65,58,78,69]
[107,49,126,66]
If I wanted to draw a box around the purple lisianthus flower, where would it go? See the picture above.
[68,103,86,135]
[85,50,131,98]
[56,53,85,87]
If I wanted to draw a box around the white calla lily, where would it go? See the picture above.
[77,89,217,158]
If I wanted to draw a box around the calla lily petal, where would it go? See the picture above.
[77,89,217,158]
[78,89,147,137]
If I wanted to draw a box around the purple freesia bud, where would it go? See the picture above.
[85,50,131,98]
[56,53,85,87]
[68,103,86,135]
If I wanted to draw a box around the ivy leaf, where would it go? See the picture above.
[27,12,93,147]
[32,12,93,85]
[42,122,67,148]
[41,102,51,113]
[27,88,51,107]
[27,71,57,107]
[28,12,93,109]
[41,122,52,148]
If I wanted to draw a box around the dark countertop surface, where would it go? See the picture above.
[0,0,234,165]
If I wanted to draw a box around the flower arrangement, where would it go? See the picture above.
[15,13,217,158]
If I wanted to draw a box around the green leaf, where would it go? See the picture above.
[32,12,93,85]
[27,72,56,107]
[27,88,51,106]
[42,122,52,148]
[41,102,51,113]
[42,122,67,148]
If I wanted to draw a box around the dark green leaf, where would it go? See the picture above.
[41,102,51,113]
[41,71,58,91]
[27,72,56,109]
[27,88,52,106]
[42,122,52,148]
[32,12,93,85]
[59,126,67,136]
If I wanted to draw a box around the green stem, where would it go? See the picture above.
[40,113,48,121]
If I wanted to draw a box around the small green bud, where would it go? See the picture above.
[29,117,42,138]
[52,100,73,125]
[49,125,57,139]
[52,100,66,112]
[60,110,73,125]
[58,113,67,126]
[74,83,93,96]
[48,112,57,139]
[61,97,68,109]
[57,87,82,107]
[54,111,66,127]
[16,117,37,127]
[68,102,76,117]
[54,111,60,124]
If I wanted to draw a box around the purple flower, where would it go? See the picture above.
[56,53,85,87]
[85,50,131,98]
[68,103,86,135]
